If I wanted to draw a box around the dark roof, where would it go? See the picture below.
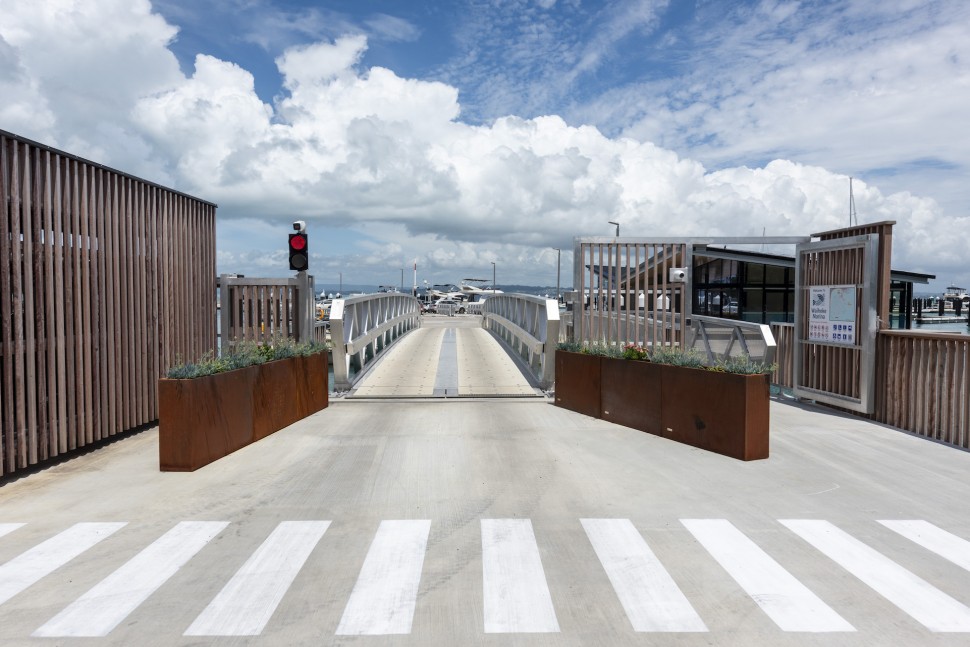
[587,244,936,285]
[695,246,935,284]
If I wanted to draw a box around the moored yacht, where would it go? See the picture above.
[943,285,969,306]
[460,278,503,297]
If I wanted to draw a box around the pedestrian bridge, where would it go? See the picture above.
[328,291,776,400]
[348,317,542,399]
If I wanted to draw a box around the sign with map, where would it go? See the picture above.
[808,285,857,345]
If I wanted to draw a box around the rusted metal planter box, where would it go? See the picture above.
[554,351,602,418]
[158,353,328,472]
[555,352,769,461]
[600,357,663,435]
[660,365,769,461]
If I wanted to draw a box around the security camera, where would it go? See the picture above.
[293,220,306,233]
[669,267,687,283]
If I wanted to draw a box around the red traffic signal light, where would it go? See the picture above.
[289,233,308,271]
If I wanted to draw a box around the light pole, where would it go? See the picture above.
[608,220,619,237]
[338,272,342,294]
[491,261,496,295]
[400,268,404,292]
[553,247,561,303]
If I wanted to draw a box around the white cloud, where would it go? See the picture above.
[277,35,368,88]
[0,0,965,290]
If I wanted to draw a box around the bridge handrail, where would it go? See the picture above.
[687,314,777,366]
[482,294,560,389]
[330,293,422,390]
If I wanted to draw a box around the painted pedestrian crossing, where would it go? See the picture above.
[582,518,707,632]
[34,521,228,637]
[0,522,126,608]
[185,520,331,636]
[781,519,970,632]
[0,517,968,640]
[482,518,560,633]
[682,518,854,632]
[336,519,430,635]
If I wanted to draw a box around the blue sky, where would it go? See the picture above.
[2,0,969,292]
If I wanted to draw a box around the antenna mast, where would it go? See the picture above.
[849,177,858,227]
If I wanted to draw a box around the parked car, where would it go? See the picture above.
[421,302,437,314]
[436,299,466,316]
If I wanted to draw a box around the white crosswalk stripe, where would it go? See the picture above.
[336,520,431,635]
[682,518,854,632]
[481,518,560,633]
[781,519,970,632]
[878,519,970,573]
[582,518,707,632]
[0,523,25,540]
[34,521,228,637]
[184,520,331,636]
[0,522,126,607]
[1,517,968,639]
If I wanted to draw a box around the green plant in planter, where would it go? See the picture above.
[556,341,623,357]
[649,346,706,368]
[558,340,775,375]
[167,336,329,379]
[709,355,778,375]
[556,341,585,354]
[584,343,624,358]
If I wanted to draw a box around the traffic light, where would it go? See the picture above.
[288,232,308,271]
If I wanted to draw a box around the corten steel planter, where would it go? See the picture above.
[252,354,328,441]
[554,350,770,461]
[554,350,601,418]
[600,357,663,435]
[660,366,769,461]
[159,353,328,471]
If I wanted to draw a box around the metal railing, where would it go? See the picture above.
[687,315,777,366]
[330,293,422,390]
[482,294,560,389]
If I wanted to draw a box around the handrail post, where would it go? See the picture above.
[329,299,350,389]
[541,298,560,389]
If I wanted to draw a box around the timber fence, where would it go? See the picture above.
[770,322,969,450]
[1,130,217,478]
[876,330,969,449]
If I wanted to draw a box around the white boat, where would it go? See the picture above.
[424,279,503,304]
[459,278,503,299]
[427,283,465,301]
[943,285,969,306]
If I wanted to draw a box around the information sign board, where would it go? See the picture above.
[808,285,857,345]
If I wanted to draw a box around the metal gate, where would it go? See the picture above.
[570,239,691,349]
[793,234,879,413]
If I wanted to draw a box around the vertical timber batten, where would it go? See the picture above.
[0,130,216,478]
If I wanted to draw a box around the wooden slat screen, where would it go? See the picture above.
[770,322,795,388]
[219,276,299,348]
[1,131,216,477]
[875,331,969,449]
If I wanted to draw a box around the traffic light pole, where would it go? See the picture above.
[295,270,314,343]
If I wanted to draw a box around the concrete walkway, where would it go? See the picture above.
[350,316,540,398]
[1,379,969,644]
